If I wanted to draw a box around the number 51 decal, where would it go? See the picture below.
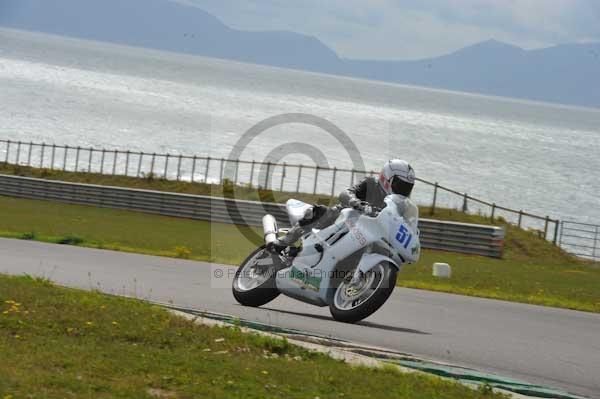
[396,224,413,249]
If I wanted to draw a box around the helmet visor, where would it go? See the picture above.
[391,176,414,197]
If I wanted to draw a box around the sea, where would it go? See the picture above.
[1,28,599,227]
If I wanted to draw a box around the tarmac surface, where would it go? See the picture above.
[1,238,598,397]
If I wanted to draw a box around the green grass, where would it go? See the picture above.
[0,274,504,399]
[0,163,337,206]
[0,195,258,264]
[0,195,598,313]
[0,163,537,227]
[400,251,600,312]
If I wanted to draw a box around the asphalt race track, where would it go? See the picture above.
[1,238,598,397]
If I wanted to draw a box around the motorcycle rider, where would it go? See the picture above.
[270,159,416,251]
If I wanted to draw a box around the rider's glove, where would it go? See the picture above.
[348,197,362,209]
[362,205,373,216]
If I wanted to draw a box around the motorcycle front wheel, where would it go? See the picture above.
[232,246,280,307]
[329,262,397,323]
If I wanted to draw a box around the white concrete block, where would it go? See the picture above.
[433,263,452,278]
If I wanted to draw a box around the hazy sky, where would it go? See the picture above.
[180,0,600,60]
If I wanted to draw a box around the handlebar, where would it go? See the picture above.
[335,201,381,217]
[353,202,381,217]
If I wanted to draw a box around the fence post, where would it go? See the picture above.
[296,164,303,193]
[15,141,21,165]
[40,142,46,168]
[490,203,496,223]
[75,146,81,172]
[100,149,106,174]
[191,156,197,182]
[63,144,67,171]
[27,142,33,166]
[137,152,144,177]
[350,169,355,185]
[593,225,598,259]
[330,167,337,198]
[204,157,211,183]
[164,154,170,179]
[176,155,183,181]
[219,158,225,184]
[150,153,156,175]
[63,145,69,171]
[313,166,319,195]
[50,144,56,169]
[544,216,549,239]
[4,140,10,163]
[431,182,438,215]
[87,147,93,173]
[518,210,523,227]
[462,193,468,212]
[553,220,560,245]
[558,221,564,247]
[249,160,255,187]
[112,150,118,175]
[125,151,130,176]
[234,159,240,185]
[278,162,286,191]
[264,162,271,189]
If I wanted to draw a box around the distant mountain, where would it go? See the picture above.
[1,0,599,108]
[0,0,345,73]
[346,39,600,108]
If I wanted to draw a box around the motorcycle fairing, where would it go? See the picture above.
[286,199,313,226]
[276,195,420,307]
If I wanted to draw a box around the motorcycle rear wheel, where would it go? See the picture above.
[232,246,281,307]
[329,263,397,323]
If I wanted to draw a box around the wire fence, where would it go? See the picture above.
[559,221,600,260]
[1,138,597,260]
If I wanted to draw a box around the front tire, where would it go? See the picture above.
[329,263,397,323]
[232,246,280,307]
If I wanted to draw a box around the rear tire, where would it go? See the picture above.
[329,263,397,323]
[232,246,280,307]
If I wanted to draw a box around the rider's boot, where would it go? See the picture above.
[268,224,305,253]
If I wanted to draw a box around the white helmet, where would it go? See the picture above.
[378,159,415,197]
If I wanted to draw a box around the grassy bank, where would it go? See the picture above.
[0,274,503,399]
[0,163,336,206]
[0,195,598,313]
[0,163,523,226]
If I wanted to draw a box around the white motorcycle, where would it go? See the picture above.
[232,195,421,323]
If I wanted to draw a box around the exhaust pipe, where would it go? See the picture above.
[262,215,278,245]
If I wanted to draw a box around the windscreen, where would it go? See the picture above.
[389,195,419,229]
[403,199,419,229]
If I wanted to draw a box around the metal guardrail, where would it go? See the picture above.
[559,221,600,261]
[0,174,505,258]
[0,139,557,243]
